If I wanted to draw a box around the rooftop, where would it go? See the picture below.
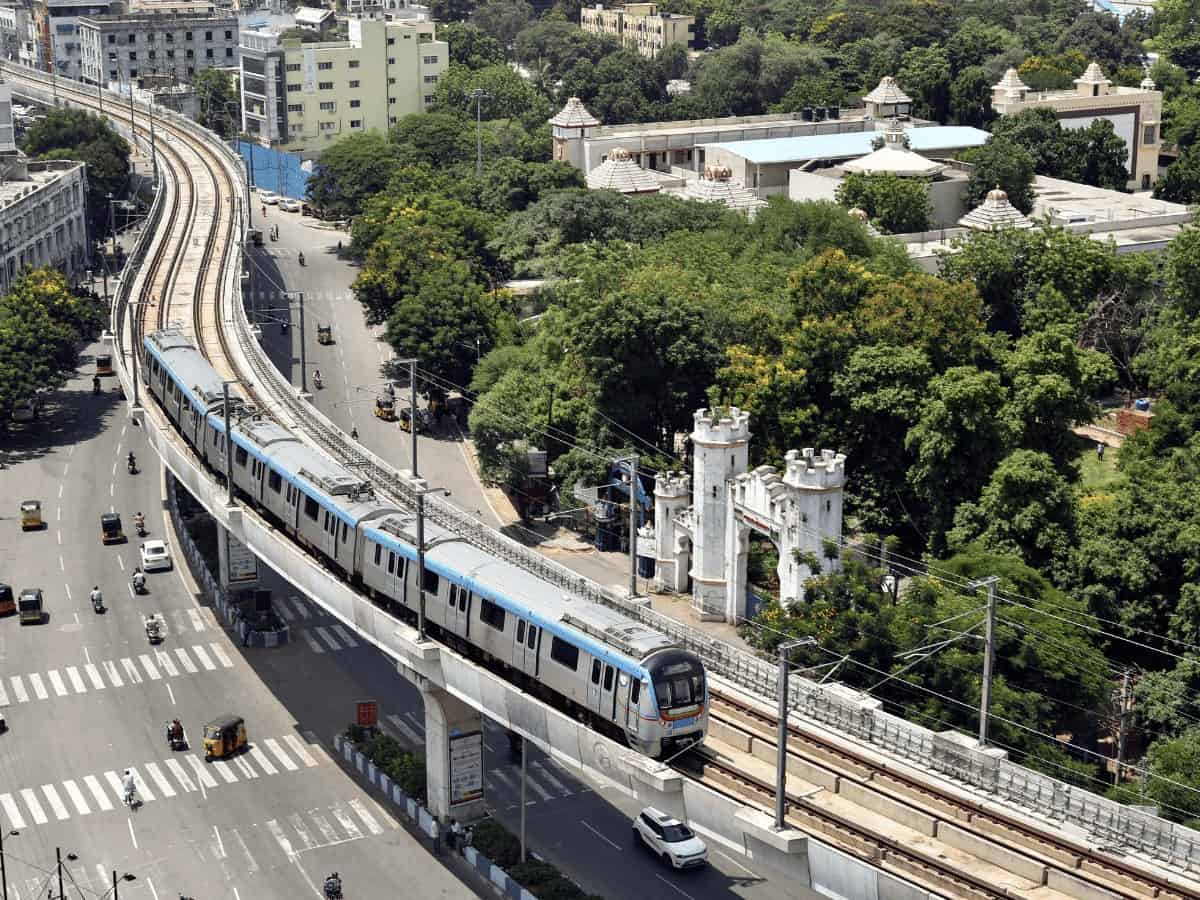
[592,108,870,140]
[294,5,334,23]
[0,159,84,209]
[704,125,990,166]
[587,147,661,194]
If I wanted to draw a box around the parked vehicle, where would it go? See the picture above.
[20,500,43,530]
[0,583,15,616]
[18,587,44,625]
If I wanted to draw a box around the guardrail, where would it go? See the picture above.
[12,64,1194,879]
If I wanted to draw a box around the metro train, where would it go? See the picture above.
[141,329,708,757]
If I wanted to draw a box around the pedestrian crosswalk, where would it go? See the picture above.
[0,642,234,709]
[0,733,325,831]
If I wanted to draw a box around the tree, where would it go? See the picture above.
[1053,11,1142,71]
[390,112,474,167]
[835,173,932,234]
[1154,146,1200,204]
[1151,0,1200,75]
[898,44,952,122]
[23,108,130,238]
[990,108,1066,173]
[305,133,402,219]
[438,22,505,68]
[1164,226,1200,318]
[431,0,478,22]
[1142,731,1200,824]
[192,68,239,138]
[383,260,508,389]
[471,0,533,51]
[432,63,548,122]
[1059,119,1129,190]
[962,138,1037,213]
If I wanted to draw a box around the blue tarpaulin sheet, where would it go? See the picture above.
[236,140,311,201]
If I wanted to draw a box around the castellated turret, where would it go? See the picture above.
[691,408,750,620]
[653,471,692,593]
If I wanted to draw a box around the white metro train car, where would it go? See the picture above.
[142,329,708,756]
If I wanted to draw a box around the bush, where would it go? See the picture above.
[471,819,522,868]
[353,731,427,803]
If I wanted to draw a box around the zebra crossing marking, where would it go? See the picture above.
[83,776,112,812]
[309,810,338,845]
[288,595,312,619]
[155,650,180,677]
[385,713,422,745]
[9,676,28,704]
[209,642,234,668]
[331,625,359,648]
[232,755,259,779]
[143,762,177,798]
[266,819,295,860]
[348,798,384,835]
[283,734,319,768]
[313,626,341,652]
[175,646,198,673]
[164,759,197,793]
[532,760,571,796]
[138,653,162,680]
[329,803,361,841]
[103,660,124,687]
[126,767,156,802]
[120,658,142,684]
[46,669,68,697]
[0,678,8,707]
[191,645,216,671]
[187,608,205,632]
[29,673,49,700]
[65,666,87,694]
[84,663,105,690]
[61,780,91,816]
[186,755,219,789]
[265,738,299,772]
[249,746,278,776]
[289,813,316,852]
[212,760,239,784]
[301,629,325,654]
[19,789,47,825]
[103,771,126,805]
[1,792,27,829]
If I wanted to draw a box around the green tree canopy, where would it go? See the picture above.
[305,133,403,219]
[962,138,1037,214]
[835,173,932,234]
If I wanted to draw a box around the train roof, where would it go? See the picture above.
[145,330,241,408]
[265,442,369,498]
[367,512,677,664]
[238,419,299,449]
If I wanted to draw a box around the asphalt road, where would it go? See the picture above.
[239,203,807,900]
[0,354,475,900]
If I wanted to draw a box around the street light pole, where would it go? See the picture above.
[468,89,489,177]
[1,827,15,900]
[970,576,1000,746]
[130,302,140,408]
[774,637,814,830]
[286,291,307,394]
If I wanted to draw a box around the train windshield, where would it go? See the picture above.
[652,659,704,710]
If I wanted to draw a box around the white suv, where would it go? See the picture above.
[632,808,708,869]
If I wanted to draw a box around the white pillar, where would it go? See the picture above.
[421,684,487,823]
[689,407,750,621]
[653,471,690,593]
[779,448,847,607]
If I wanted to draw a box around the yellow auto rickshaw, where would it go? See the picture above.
[317,324,333,345]
[374,394,396,421]
[20,500,43,530]
[203,714,247,761]
[398,406,427,434]
[96,353,114,376]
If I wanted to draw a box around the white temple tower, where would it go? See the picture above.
[778,448,847,605]
[690,407,750,620]
[653,471,691,593]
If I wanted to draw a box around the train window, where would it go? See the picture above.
[235,446,248,467]
[550,637,578,670]
[268,470,282,493]
[591,660,601,685]
[304,496,319,520]
[374,544,382,566]
[449,584,458,606]
[527,625,537,649]
[603,666,614,691]
[516,620,526,643]
[388,552,395,575]
[479,597,506,631]
[631,680,641,704]
[341,521,348,542]
[459,590,469,612]
[422,568,439,597]
[322,512,329,531]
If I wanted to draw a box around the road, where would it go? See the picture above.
[0,353,475,900]
[238,202,807,900]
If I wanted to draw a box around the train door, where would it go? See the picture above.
[615,673,632,735]
[626,677,643,736]
[447,584,470,640]
[513,620,539,676]
[600,663,617,722]
[587,658,602,713]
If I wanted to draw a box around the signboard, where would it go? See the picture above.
[448,731,483,807]
[227,531,259,584]
[635,534,655,559]
[356,700,378,729]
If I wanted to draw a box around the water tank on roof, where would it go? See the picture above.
[801,107,814,121]
[1134,397,1151,411]
[827,106,840,120]
[527,448,548,478]
[813,107,826,121]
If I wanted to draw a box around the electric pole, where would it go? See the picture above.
[1114,669,1132,786]
[970,576,1000,746]
[629,454,638,599]
[468,89,489,176]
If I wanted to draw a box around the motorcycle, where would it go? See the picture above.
[132,574,147,595]
[298,252,306,267]
[136,521,147,537]
[93,377,101,395]
[127,456,138,475]
[92,595,105,614]
[322,874,342,900]
[313,373,323,390]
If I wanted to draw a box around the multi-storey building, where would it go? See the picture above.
[579,3,693,59]
[238,16,446,157]
[42,0,118,80]
[0,1,42,68]
[77,10,240,86]
[991,62,1162,191]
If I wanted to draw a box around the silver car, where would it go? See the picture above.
[632,808,708,869]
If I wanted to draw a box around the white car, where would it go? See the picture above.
[140,539,173,572]
[279,198,301,212]
[11,397,39,422]
[632,808,708,869]
[259,190,279,205]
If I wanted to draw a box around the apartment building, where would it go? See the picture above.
[78,10,239,86]
[0,1,42,68]
[239,16,446,156]
[991,62,1162,191]
[43,0,118,80]
[579,3,693,59]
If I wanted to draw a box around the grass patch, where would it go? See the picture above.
[1076,442,1121,495]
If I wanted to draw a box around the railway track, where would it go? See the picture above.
[9,67,1198,900]
[705,689,1199,899]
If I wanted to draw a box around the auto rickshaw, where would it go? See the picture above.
[96,353,114,376]
[0,583,14,616]
[101,512,125,544]
[398,406,427,434]
[374,393,396,421]
[203,714,247,761]
[317,324,333,345]
[247,227,263,247]
[20,500,43,530]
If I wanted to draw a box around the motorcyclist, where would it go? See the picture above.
[93,375,101,394]
[134,511,146,535]
[350,426,358,441]
[132,567,146,592]
[298,251,305,266]
[90,585,103,609]
[127,451,136,472]
[122,769,136,806]
[323,872,341,899]
[313,369,323,389]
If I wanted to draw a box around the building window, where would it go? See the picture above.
[107,34,115,44]
[1144,124,1157,145]
[349,119,361,128]
[422,55,437,64]
[287,103,302,113]
[422,74,437,83]
[286,62,300,71]
[128,51,136,60]
[319,122,336,131]
[387,36,395,45]
[388,97,396,104]
[317,61,332,70]
[349,99,360,108]
[186,49,194,58]
[166,33,173,42]
[148,50,156,59]
[319,100,335,111]
[185,31,192,40]
[423,94,434,104]
[319,81,333,90]
[127,33,135,44]
[348,59,359,68]
[388,57,395,65]
[225,47,233,57]
[287,83,300,92]
[206,48,213,58]
[225,30,232,39]
[167,49,175,58]
[348,79,359,88]
[205,30,213,40]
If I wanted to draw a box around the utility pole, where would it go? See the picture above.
[416,488,426,641]
[629,454,638,599]
[970,576,1000,746]
[407,358,418,477]
[112,870,118,900]
[1114,669,1132,786]
[242,139,253,228]
[774,637,814,830]
[147,96,157,183]
[223,381,235,505]
[1,826,14,900]
[56,847,64,900]
[468,89,489,176]
[286,291,307,394]
[130,302,140,408]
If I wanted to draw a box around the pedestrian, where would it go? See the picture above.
[463,825,474,851]
[447,818,459,852]
[1096,441,1106,461]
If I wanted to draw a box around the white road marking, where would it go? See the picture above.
[264,738,298,772]
[174,647,198,673]
[0,680,8,707]
[57,530,62,545]
[329,803,362,840]
[249,746,278,775]
[166,683,176,705]
[155,650,179,677]
[331,625,359,648]
[581,820,620,850]
[491,768,517,792]
[309,810,338,845]
[283,734,318,768]
[232,756,258,779]
[717,850,760,878]
[164,758,196,793]
[138,654,162,680]
[533,760,571,796]
[28,673,49,700]
[301,629,324,654]
[267,819,295,859]
[655,874,698,900]
[104,771,126,804]
[62,780,91,816]
[84,776,113,812]
[275,599,295,622]
[185,755,219,789]
[0,793,27,829]
[103,660,125,687]
[127,767,155,801]
[231,829,259,874]
[66,585,73,602]
[209,642,234,668]
[120,658,142,684]
[143,762,176,798]
[191,644,216,671]
[116,554,124,570]
[59,555,65,571]
[84,663,105,690]
[187,608,205,632]
[385,714,421,745]
[523,771,553,802]
[213,825,226,859]
[65,666,87,694]
[9,676,28,704]
[288,813,316,852]
[58,484,64,498]
[348,798,384,835]
[128,819,138,849]
[289,595,312,619]
[21,788,49,824]
[212,760,239,784]
[314,626,341,652]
